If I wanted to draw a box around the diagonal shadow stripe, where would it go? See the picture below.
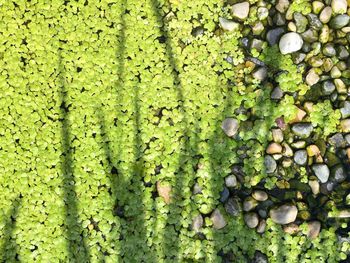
[57,48,90,262]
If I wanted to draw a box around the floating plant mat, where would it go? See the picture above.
[1,0,350,262]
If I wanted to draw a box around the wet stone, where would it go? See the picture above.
[256,219,266,234]
[307,13,323,31]
[294,12,308,33]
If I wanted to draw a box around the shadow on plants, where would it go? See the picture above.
[149,0,199,260]
[0,196,21,261]
[57,49,90,261]
[96,0,153,260]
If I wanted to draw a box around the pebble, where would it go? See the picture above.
[291,123,313,138]
[225,197,242,216]
[271,86,284,100]
[222,118,239,137]
[341,119,350,132]
[276,0,290,13]
[219,17,239,31]
[252,251,268,263]
[329,15,350,29]
[305,68,320,86]
[279,32,304,54]
[294,12,308,33]
[319,6,333,23]
[283,223,300,234]
[329,133,346,148]
[211,209,227,229]
[308,180,320,195]
[264,155,277,173]
[272,128,284,143]
[157,181,171,204]
[192,214,203,232]
[252,190,268,201]
[267,28,285,46]
[256,219,266,234]
[307,221,321,239]
[322,80,336,95]
[266,142,283,154]
[244,212,259,228]
[312,164,330,183]
[243,197,258,212]
[231,2,250,20]
[220,187,230,203]
[306,145,321,157]
[225,174,237,188]
[252,67,268,81]
[331,0,348,14]
[270,204,298,225]
[332,164,347,183]
[294,150,308,166]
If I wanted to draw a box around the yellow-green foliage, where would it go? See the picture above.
[0,0,347,262]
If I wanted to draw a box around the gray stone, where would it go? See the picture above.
[252,190,268,202]
[267,28,285,46]
[330,15,350,29]
[231,2,250,20]
[294,12,308,33]
[329,133,346,148]
[192,214,203,232]
[307,13,323,31]
[337,46,349,59]
[251,39,264,52]
[271,86,284,100]
[312,164,330,183]
[332,0,348,14]
[222,118,239,137]
[322,43,336,57]
[219,17,239,31]
[225,174,237,188]
[244,212,259,228]
[322,80,336,95]
[252,251,268,263]
[270,204,298,225]
[292,123,313,138]
[301,29,319,43]
[220,187,230,203]
[211,209,227,229]
[243,197,258,212]
[279,32,304,54]
[264,155,277,173]
[332,164,347,183]
[256,219,266,234]
[294,150,308,166]
[225,197,242,216]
